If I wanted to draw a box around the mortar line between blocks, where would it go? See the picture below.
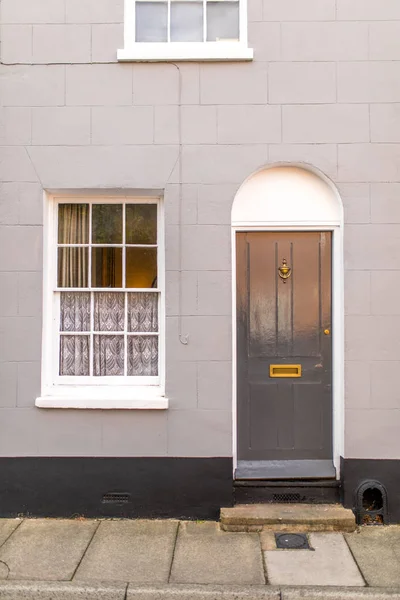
[167,521,181,583]
[342,532,368,587]
[70,520,101,581]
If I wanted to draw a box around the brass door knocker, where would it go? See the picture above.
[278,258,291,282]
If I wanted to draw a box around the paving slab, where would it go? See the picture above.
[281,588,400,600]
[0,580,127,600]
[127,584,280,600]
[0,519,98,581]
[265,533,365,587]
[169,521,265,586]
[260,531,276,551]
[0,520,22,549]
[345,526,400,587]
[221,504,356,532]
[74,520,179,584]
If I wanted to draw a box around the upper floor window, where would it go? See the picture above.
[118,0,253,61]
[36,195,167,410]
[136,0,239,43]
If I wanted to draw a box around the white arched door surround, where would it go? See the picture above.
[231,164,344,478]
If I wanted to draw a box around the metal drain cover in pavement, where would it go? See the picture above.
[275,533,310,550]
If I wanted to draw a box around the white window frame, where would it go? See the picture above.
[117,0,253,61]
[36,193,168,410]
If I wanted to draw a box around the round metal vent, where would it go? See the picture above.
[275,533,310,550]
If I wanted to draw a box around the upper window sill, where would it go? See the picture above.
[117,42,254,62]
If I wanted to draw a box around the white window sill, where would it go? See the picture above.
[117,42,254,62]
[35,393,168,410]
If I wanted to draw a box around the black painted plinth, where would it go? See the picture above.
[3,457,400,523]
[0,457,233,520]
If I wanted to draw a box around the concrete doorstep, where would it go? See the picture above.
[220,504,356,533]
[1,582,400,600]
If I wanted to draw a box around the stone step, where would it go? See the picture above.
[220,503,356,532]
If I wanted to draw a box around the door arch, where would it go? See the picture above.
[231,164,344,478]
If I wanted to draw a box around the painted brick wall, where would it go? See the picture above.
[0,0,399,459]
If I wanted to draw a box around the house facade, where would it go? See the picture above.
[1,0,400,521]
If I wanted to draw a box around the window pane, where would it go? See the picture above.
[94,335,124,376]
[94,292,124,332]
[92,204,122,244]
[60,292,90,332]
[207,1,239,41]
[126,204,157,245]
[128,336,158,376]
[91,248,122,288]
[126,248,157,288]
[128,293,158,332]
[171,2,203,42]
[58,204,89,244]
[136,2,168,42]
[60,335,89,376]
[58,248,88,288]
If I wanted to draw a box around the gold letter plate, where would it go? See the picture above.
[269,364,302,378]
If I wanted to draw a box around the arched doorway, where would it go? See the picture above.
[232,165,344,480]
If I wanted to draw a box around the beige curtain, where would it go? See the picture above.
[58,204,88,288]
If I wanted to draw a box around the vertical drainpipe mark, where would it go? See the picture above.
[171,63,189,345]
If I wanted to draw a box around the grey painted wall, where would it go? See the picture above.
[0,0,399,459]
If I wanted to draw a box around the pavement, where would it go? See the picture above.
[0,518,400,598]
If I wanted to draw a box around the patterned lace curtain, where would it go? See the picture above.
[93,292,125,376]
[60,292,90,376]
[60,292,159,377]
[128,293,158,376]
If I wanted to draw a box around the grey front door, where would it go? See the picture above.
[236,231,333,475]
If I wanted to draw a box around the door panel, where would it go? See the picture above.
[237,231,332,462]
[249,383,278,451]
[293,383,323,450]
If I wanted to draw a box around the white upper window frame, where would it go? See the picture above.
[36,193,168,410]
[117,0,253,61]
